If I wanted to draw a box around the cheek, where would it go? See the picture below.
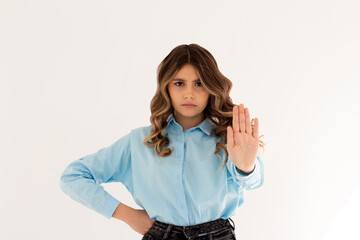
[201,92,210,100]
[167,86,174,98]
[203,94,210,106]
[168,87,179,101]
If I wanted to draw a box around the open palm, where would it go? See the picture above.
[227,104,259,173]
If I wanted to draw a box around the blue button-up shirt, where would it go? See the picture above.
[59,113,264,226]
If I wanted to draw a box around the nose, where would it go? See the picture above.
[184,86,195,99]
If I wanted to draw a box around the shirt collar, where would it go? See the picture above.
[166,113,215,136]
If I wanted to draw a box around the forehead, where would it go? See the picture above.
[173,64,199,80]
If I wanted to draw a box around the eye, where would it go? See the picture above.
[195,81,203,87]
[173,81,203,87]
[174,82,184,86]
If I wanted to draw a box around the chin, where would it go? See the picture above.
[176,110,202,118]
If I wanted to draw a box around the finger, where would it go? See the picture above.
[233,105,239,132]
[227,126,234,149]
[253,118,259,139]
[245,107,252,134]
[239,104,245,133]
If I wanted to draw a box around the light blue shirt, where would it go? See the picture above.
[59,113,264,226]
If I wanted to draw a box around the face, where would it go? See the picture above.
[167,63,210,122]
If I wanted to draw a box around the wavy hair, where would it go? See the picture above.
[143,43,265,172]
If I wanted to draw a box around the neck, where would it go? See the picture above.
[173,111,206,131]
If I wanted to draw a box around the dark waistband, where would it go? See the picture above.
[153,217,235,238]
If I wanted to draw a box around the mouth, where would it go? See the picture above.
[182,104,196,107]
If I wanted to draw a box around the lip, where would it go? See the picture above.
[182,104,196,107]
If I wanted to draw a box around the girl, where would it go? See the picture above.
[60,43,265,240]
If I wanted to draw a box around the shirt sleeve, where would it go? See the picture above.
[226,154,264,190]
[59,131,132,219]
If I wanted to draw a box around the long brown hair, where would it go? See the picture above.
[143,43,265,171]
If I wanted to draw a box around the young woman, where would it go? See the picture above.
[60,43,265,240]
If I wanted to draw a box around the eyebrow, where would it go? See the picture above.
[173,78,200,82]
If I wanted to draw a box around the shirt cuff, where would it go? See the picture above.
[101,194,121,219]
[227,155,263,188]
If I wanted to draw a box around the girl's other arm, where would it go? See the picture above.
[113,203,155,235]
[59,132,132,219]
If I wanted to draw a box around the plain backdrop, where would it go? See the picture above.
[1,0,360,239]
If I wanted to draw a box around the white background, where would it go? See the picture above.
[1,0,360,239]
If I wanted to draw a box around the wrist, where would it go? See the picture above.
[113,203,134,223]
[236,163,255,174]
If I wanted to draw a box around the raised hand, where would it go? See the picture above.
[226,104,259,173]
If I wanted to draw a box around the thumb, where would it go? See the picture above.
[227,126,234,149]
